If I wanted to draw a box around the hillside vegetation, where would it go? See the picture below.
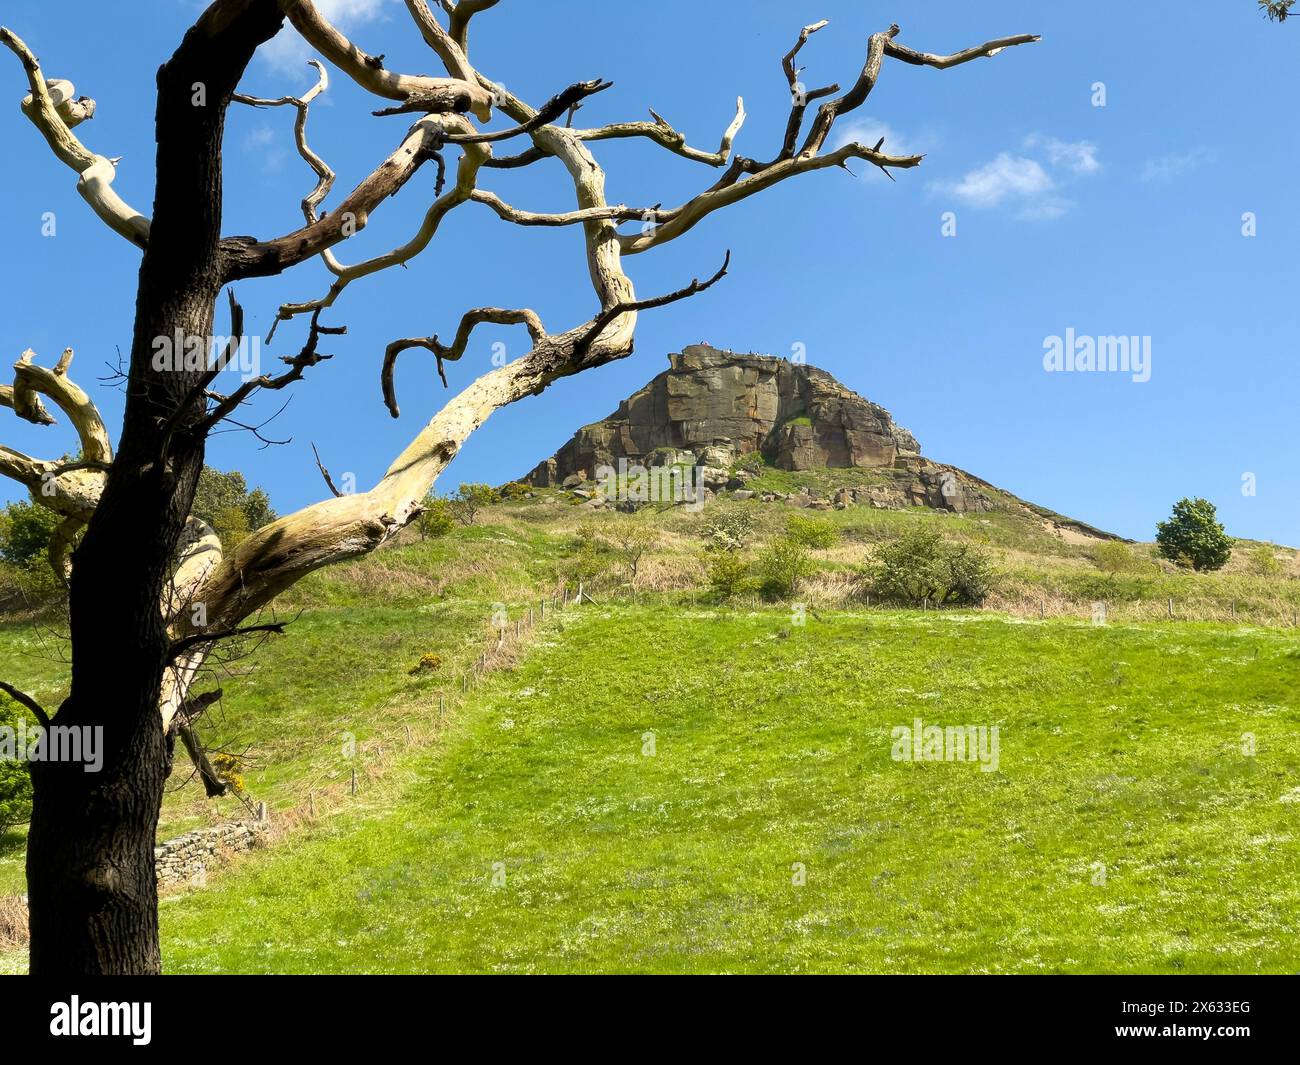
[2,478,1298,971]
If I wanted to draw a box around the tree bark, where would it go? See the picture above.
[24,0,284,976]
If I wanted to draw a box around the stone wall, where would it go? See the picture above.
[154,818,267,890]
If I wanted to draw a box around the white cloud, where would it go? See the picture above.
[940,153,1054,208]
[1027,135,1102,176]
[260,0,392,72]
[930,133,1100,220]
[1139,148,1215,184]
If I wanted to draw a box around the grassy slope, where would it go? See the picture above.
[159,607,1299,974]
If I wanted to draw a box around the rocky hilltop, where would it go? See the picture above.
[525,345,998,513]
[523,345,1117,535]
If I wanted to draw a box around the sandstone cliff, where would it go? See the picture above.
[524,345,996,514]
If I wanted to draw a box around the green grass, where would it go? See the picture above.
[158,606,1300,974]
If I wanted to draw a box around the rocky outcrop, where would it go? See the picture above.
[523,345,1002,515]
[525,345,919,485]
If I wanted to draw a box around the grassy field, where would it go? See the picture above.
[3,485,1299,972]
[154,606,1300,974]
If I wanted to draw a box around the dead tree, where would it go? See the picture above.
[0,3,1036,974]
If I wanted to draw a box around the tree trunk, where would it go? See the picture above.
[24,0,284,976]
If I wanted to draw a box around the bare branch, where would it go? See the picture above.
[384,78,612,137]
[573,251,730,359]
[312,443,343,498]
[0,26,150,247]
[572,96,747,167]
[260,114,488,333]
[280,0,493,119]
[221,115,450,281]
[197,309,344,435]
[471,188,653,228]
[168,622,287,662]
[233,59,334,224]
[620,141,921,256]
[382,308,547,417]
[0,680,50,729]
[447,0,501,52]
[884,33,1043,70]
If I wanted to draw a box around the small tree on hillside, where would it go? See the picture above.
[451,483,499,526]
[1155,498,1233,572]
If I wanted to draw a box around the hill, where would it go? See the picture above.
[523,344,1118,542]
[2,459,1299,972]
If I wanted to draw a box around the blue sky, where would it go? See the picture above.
[0,0,1295,543]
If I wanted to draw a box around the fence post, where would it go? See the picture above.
[350,767,357,796]
[1039,601,1045,619]
[439,693,444,720]
[1231,601,1237,620]
[1167,598,1173,619]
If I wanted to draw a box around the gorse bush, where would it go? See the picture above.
[417,496,456,540]
[1093,540,1149,574]
[866,528,994,605]
[707,551,749,601]
[786,513,839,550]
[1156,497,1232,572]
[757,538,814,600]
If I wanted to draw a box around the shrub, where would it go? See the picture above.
[1249,543,1283,577]
[757,538,814,600]
[499,481,530,501]
[786,513,839,550]
[1156,497,1232,572]
[701,507,756,553]
[562,523,614,587]
[612,517,658,580]
[1093,540,1145,574]
[451,483,499,525]
[409,653,444,675]
[0,693,36,835]
[707,551,749,601]
[867,527,994,606]
[417,496,456,540]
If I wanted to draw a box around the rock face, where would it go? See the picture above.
[521,344,1123,535]
[526,344,920,480]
